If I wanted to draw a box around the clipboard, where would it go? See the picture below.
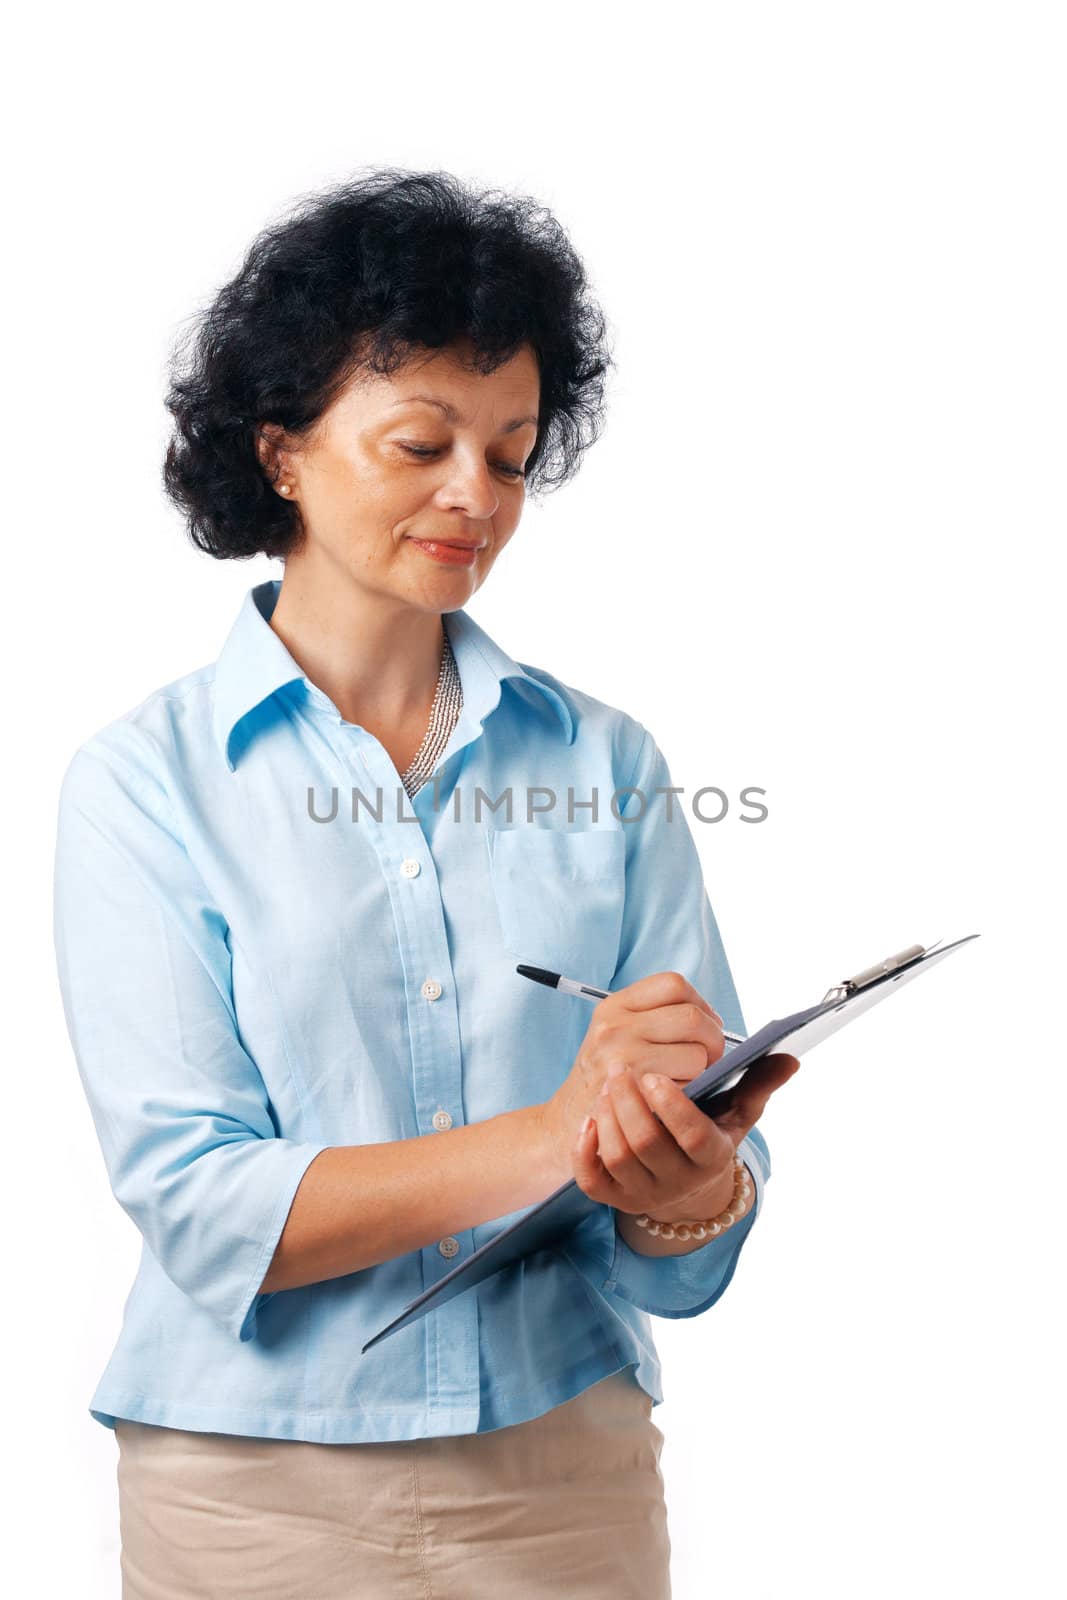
[361,933,978,1352]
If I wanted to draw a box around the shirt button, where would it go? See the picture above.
[421,979,443,1001]
[432,1109,453,1131]
[438,1236,460,1258]
[400,858,421,878]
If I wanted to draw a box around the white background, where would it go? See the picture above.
[5,2,1063,1595]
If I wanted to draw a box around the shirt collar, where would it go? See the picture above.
[213,578,574,772]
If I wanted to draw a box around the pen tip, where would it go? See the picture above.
[516,964,560,989]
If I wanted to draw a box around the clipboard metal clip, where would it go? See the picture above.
[820,943,928,1005]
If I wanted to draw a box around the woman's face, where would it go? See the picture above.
[259,339,540,611]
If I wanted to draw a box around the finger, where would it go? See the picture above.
[613,970,723,1026]
[716,1053,800,1136]
[631,1002,725,1067]
[593,1077,658,1193]
[606,1069,692,1185]
[598,1037,712,1086]
[571,1115,623,1206]
[639,1071,734,1174]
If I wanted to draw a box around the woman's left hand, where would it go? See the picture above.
[571,1052,800,1220]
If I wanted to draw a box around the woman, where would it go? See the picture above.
[53,168,799,1599]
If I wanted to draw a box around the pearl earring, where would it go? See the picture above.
[279,484,292,496]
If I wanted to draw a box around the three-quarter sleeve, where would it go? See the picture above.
[597,727,773,1318]
[52,734,330,1343]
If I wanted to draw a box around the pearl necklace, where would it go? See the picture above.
[399,622,463,799]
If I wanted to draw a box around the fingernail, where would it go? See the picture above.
[642,1073,663,1093]
[599,1080,612,1098]
[580,1115,593,1135]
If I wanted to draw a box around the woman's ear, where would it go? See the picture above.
[255,422,287,483]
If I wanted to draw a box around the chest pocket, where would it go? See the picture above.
[486,827,627,991]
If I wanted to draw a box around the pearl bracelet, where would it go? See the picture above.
[633,1155,752,1242]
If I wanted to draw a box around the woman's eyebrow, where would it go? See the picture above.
[390,395,538,434]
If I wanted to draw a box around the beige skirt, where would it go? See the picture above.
[113,1368,671,1599]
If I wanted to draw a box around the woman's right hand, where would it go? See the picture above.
[536,970,726,1184]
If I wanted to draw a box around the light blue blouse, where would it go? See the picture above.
[52,577,771,1444]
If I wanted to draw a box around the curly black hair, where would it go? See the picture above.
[161,167,615,561]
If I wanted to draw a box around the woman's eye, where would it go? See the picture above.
[399,444,524,479]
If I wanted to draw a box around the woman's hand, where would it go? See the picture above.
[576,1049,800,1221]
[537,970,728,1184]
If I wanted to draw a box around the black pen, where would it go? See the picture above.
[515,963,746,1045]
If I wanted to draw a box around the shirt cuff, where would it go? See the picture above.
[232,1141,332,1342]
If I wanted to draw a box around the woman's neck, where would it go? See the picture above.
[268,562,447,734]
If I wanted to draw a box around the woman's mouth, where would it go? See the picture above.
[407,538,483,567]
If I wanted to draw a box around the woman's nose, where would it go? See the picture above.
[438,455,501,519]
